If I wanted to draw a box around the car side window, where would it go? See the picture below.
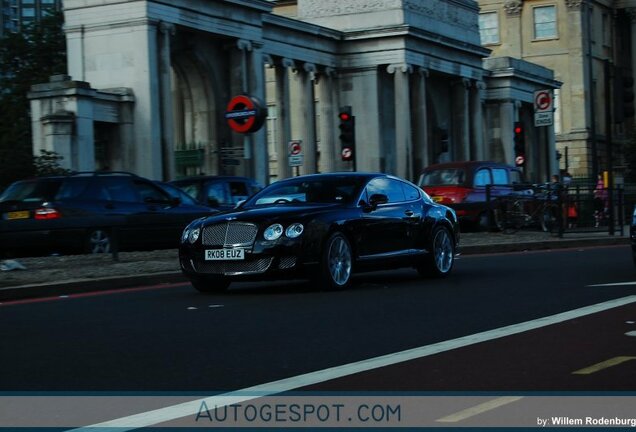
[55,178,91,200]
[473,169,492,187]
[228,181,249,204]
[134,180,169,203]
[492,168,509,185]
[402,182,421,201]
[366,178,406,203]
[206,182,228,206]
[100,177,138,202]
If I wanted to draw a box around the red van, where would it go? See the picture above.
[418,161,525,229]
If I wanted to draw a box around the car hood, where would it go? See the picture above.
[201,203,342,225]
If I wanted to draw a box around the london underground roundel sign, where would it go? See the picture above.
[225,94,267,134]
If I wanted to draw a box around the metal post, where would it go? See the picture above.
[604,59,615,236]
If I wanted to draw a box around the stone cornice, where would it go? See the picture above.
[565,0,584,10]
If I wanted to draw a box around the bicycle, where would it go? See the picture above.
[495,185,561,234]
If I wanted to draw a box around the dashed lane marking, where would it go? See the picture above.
[436,396,524,423]
[572,356,636,375]
[68,295,636,431]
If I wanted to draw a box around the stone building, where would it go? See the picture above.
[29,0,560,185]
[477,0,636,180]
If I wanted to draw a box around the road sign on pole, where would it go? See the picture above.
[288,140,303,167]
[534,89,554,127]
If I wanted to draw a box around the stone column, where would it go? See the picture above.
[274,58,294,180]
[387,63,413,180]
[471,80,486,161]
[293,63,318,175]
[303,63,318,175]
[236,39,253,177]
[249,42,269,186]
[460,78,471,161]
[503,0,523,57]
[317,67,337,173]
[413,68,430,176]
[627,8,636,111]
[159,22,175,181]
[500,100,516,165]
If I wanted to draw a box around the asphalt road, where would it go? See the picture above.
[1,244,634,394]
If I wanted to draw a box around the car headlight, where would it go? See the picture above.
[264,224,283,241]
[188,227,201,244]
[285,223,304,238]
[181,228,190,243]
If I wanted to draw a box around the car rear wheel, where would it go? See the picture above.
[86,229,111,254]
[317,232,353,290]
[190,275,231,293]
[418,225,454,278]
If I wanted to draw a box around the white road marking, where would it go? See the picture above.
[436,396,524,423]
[625,331,636,337]
[588,281,636,287]
[69,295,636,431]
[208,304,224,308]
[186,307,197,310]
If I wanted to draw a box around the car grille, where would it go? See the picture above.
[194,257,273,276]
[202,222,258,247]
[278,256,297,269]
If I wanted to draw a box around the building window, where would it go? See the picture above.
[479,11,499,45]
[21,7,34,17]
[533,5,557,39]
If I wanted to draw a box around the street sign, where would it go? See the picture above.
[341,147,353,161]
[288,140,303,167]
[534,90,553,112]
[515,155,525,166]
[225,94,267,133]
[534,111,553,127]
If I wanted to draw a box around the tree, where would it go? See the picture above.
[0,11,66,191]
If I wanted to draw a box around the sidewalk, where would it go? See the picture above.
[0,228,629,302]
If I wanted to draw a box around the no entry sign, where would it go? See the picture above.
[534,90,553,112]
[225,94,267,134]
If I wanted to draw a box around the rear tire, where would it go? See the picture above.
[316,232,353,290]
[190,275,231,293]
[417,225,454,278]
[85,229,111,254]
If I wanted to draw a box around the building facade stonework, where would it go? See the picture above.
[29,0,560,185]
[478,0,636,181]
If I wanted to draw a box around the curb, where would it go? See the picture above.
[0,237,630,302]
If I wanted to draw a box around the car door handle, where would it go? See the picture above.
[404,210,416,218]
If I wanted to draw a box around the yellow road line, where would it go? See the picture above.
[572,356,636,375]
[436,396,524,423]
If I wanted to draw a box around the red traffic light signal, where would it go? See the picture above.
[339,112,351,122]
[513,121,525,167]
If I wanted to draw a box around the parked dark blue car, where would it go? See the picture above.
[0,172,215,257]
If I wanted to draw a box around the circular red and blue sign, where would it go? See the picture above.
[225,94,267,134]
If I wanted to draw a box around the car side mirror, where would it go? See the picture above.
[368,193,389,208]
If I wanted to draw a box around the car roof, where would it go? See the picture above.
[171,175,258,183]
[421,161,516,171]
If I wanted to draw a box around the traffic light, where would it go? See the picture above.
[338,106,355,162]
[513,121,525,167]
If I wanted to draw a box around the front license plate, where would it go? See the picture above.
[205,248,245,261]
[5,211,29,220]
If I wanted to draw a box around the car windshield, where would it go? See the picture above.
[0,179,62,202]
[419,169,465,186]
[245,176,367,207]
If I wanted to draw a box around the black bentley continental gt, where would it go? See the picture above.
[179,172,459,292]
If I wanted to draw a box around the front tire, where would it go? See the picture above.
[317,232,353,290]
[418,225,455,278]
[190,275,231,293]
